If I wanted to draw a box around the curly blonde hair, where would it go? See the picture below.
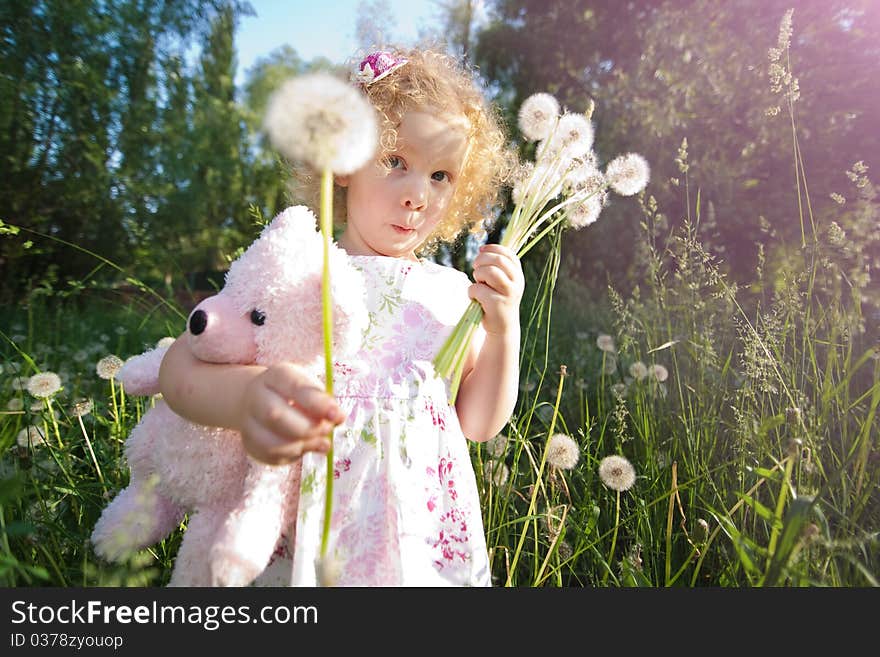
[291,47,514,254]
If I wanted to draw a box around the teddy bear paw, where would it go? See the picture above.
[209,550,263,587]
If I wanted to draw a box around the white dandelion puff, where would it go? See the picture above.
[16,425,46,448]
[598,455,636,492]
[546,433,580,470]
[596,334,616,353]
[485,433,509,459]
[71,399,94,418]
[26,372,62,399]
[567,191,605,229]
[545,113,594,160]
[156,336,176,349]
[649,363,669,382]
[629,361,648,381]
[6,397,23,411]
[264,72,378,174]
[485,460,510,487]
[315,554,342,587]
[96,355,124,380]
[605,153,650,196]
[517,92,560,141]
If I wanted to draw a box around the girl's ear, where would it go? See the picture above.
[335,174,350,187]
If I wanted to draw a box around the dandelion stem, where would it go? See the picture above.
[78,416,105,488]
[319,168,335,561]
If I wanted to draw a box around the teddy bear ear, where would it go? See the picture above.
[262,205,318,237]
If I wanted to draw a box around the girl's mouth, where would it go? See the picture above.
[392,225,415,234]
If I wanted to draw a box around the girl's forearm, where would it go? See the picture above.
[455,328,520,442]
[158,334,266,430]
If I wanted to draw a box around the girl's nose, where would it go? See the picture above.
[402,178,428,211]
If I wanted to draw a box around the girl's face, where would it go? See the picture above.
[337,110,469,260]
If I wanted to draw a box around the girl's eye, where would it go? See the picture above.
[432,171,450,183]
[385,155,404,169]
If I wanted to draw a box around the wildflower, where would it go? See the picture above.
[610,382,627,397]
[829,192,846,205]
[827,221,846,246]
[649,363,668,382]
[485,460,510,487]
[7,397,23,411]
[264,72,377,175]
[596,334,616,353]
[156,336,176,349]
[96,355,124,380]
[485,433,509,459]
[629,361,648,381]
[598,455,636,492]
[16,425,46,448]
[546,433,580,470]
[604,153,650,196]
[517,92,560,141]
[26,372,62,398]
[72,399,94,418]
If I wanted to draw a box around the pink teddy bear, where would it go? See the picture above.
[91,206,366,586]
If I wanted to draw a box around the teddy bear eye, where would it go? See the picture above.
[250,309,266,326]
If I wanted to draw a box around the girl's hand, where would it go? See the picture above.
[237,362,345,465]
[468,244,525,336]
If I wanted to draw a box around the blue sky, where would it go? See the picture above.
[234,0,452,85]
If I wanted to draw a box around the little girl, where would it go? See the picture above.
[158,47,522,586]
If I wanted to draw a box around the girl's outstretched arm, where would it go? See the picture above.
[455,244,524,442]
[158,335,343,464]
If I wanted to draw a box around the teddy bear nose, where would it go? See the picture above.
[189,309,208,335]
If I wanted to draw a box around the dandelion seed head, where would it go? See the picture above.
[264,72,378,174]
[72,398,94,418]
[96,355,124,380]
[16,425,45,448]
[629,362,648,381]
[610,382,627,397]
[315,554,342,587]
[517,93,560,141]
[485,460,510,487]
[11,376,29,391]
[558,540,573,561]
[546,433,580,470]
[543,112,594,161]
[26,372,62,399]
[567,191,605,229]
[596,334,616,353]
[6,397,23,411]
[605,153,650,196]
[649,363,669,382]
[598,454,636,492]
[485,433,509,459]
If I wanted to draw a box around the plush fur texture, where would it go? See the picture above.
[91,206,367,586]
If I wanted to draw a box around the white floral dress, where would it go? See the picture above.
[256,255,491,587]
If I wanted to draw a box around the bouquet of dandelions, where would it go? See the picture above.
[264,72,377,585]
[433,92,650,401]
